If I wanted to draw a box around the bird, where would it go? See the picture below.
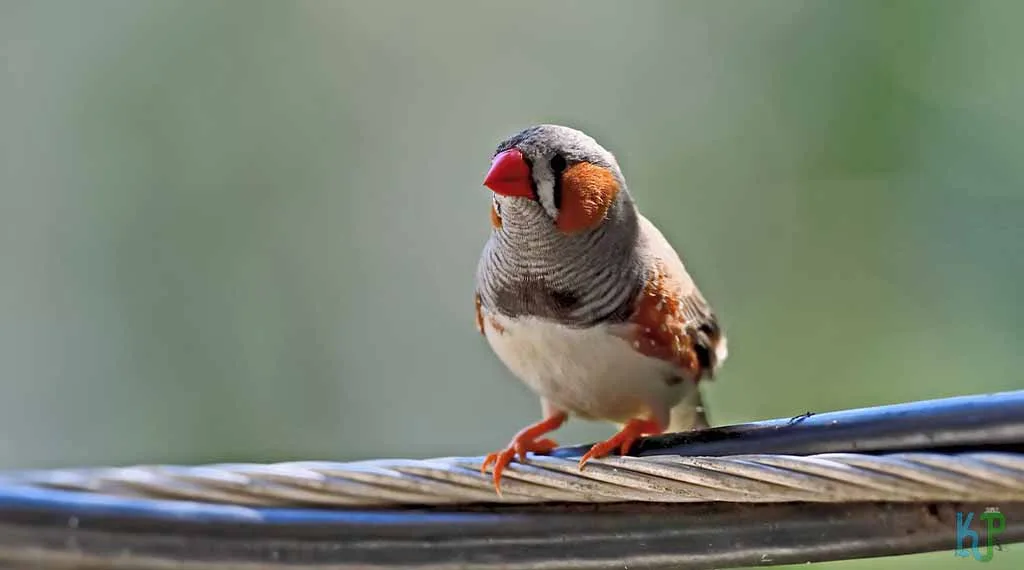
[473,124,728,493]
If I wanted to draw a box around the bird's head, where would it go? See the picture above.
[483,124,631,234]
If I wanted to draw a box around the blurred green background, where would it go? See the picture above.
[1,0,1021,568]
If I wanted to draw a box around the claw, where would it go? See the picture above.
[578,418,663,470]
[481,413,567,495]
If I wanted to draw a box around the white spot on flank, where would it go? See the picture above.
[715,336,729,364]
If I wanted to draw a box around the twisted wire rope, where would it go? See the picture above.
[4,451,1022,508]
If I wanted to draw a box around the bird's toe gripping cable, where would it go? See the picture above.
[481,412,567,494]
[577,418,664,469]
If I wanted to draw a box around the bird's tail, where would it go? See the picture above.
[665,379,711,433]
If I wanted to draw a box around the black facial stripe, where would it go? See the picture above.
[550,154,567,210]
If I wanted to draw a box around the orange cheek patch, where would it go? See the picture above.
[490,202,502,229]
[555,163,619,234]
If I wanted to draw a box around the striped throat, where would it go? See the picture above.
[475,195,647,328]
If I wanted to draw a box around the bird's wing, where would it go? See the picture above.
[613,214,727,381]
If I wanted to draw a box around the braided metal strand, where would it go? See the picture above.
[3,451,1021,508]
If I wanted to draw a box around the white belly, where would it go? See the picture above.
[483,311,687,424]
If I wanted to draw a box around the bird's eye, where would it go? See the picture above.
[549,154,567,175]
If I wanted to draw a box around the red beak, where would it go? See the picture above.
[483,149,534,199]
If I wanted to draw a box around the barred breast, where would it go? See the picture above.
[474,198,645,328]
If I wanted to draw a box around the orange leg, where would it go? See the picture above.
[578,418,664,469]
[481,412,568,494]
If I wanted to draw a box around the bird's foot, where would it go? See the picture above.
[481,412,567,495]
[578,418,663,469]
